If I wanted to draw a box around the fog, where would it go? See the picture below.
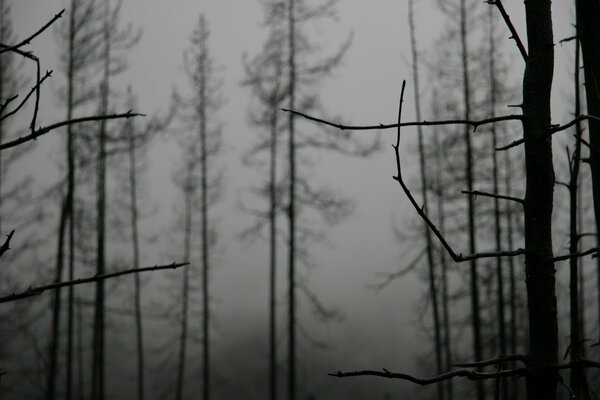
[3,1,578,399]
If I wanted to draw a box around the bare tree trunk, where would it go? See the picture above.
[568,22,590,400]
[48,198,68,400]
[269,84,279,400]
[200,50,210,400]
[93,1,110,398]
[175,179,192,400]
[287,1,297,399]
[408,2,443,400]
[459,2,482,398]
[488,8,507,399]
[522,1,558,399]
[65,3,77,398]
[127,110,145,400]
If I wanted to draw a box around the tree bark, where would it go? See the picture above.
[522,1,558,399]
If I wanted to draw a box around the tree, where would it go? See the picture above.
[286,1,595,399]
[242,18,286,400]
[174,14,223,400]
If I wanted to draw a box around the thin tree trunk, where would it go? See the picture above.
[269,86,279,400]
[408,2,443,400]
[569,23,589,400]
[459,2,482,398]
[175,179,192,400]
[287,1,297,399]
[432,94,453,400]
[199,24,210,400]
[127,114,145,400]
[522,1,558,399]
[65,2,77,398]
[488,8,507,399]
[48,198,69,400]
[93,1,110,398]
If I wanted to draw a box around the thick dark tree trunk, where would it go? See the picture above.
[522,1,558,399]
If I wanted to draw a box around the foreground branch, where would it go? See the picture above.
[0,111,144,150]
[461,190,524,205]
[282,108,523,132]
[392,81,526,263]
[0,262,188,303]
[0,230,15,259]
[486,0,528,61]
[328,367,528,384]
[0,9,64,55]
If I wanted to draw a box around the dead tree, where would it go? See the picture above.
[284,1,600,399]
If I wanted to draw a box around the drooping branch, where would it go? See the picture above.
[392,81,526,263]
[0,230,15,259]
[0,262,188,303]
[485,0,528,61]
[282,108,523,132]
[0,111,144,150]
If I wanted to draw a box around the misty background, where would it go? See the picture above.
[2,1,580,399]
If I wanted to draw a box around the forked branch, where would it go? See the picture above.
[392,81,526,263]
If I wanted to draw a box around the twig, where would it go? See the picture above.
[0,111,144,150]
[497,114,600,151]
[0,70,52,122]
[575,134,600,155]
[282,108,523,132]
[369,247,427,292]
[551,247,600,263]
[328,367,528,384]
[0,262,188,303]
[461,190,524,205]
[0,230,15,259]
[0,9,65,54]
[486,0,528,62]
[392,81,526,263]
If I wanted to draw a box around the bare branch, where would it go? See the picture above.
[0,262,188,303]
[328,367,527,383]
[0,70,53,122]
[551,247,600,263]
[392,81,526,263]
[461,190,524,205]
[0,230,15,259]
[497,114,600,151]
[368,247,426,292]
[485,0,528,61]
[0,9,65,54]
[282,108,523,132]
[0,111,144,150]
